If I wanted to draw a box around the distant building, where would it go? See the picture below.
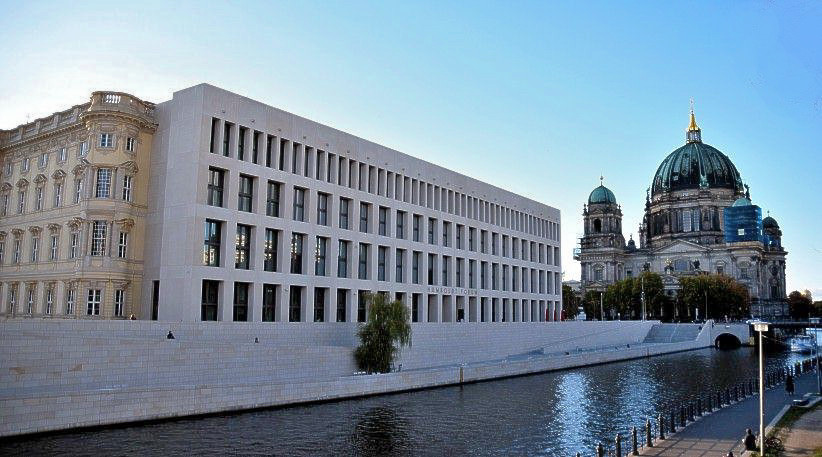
[575,109,787,318]
[0,84,563,322]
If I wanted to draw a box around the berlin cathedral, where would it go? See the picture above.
[575,109,787,318]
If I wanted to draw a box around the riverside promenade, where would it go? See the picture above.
[641,371,820,456]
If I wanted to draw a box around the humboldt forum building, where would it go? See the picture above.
[0,84,562,323]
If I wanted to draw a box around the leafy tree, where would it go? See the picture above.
[787,290,813,320]
[562,284,579,319]
[582,290,603,320]
[354,293,412,374]
[632,272,666,320]
[679,274,750,320]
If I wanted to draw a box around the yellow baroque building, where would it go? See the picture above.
[0,92,156,319]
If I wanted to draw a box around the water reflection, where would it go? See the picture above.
[0,348,811,456]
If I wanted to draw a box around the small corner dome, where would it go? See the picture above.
[763,216,779,229]
[588,185,617,205]
[732,197,751,207]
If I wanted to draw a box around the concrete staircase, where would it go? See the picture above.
[643,323,703,343]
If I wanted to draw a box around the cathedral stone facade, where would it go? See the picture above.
[575,110,787,318]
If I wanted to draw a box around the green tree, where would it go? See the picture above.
[787,290,813,320]
[354,293,412,374]
[582,290,603,320]
[679,274,750,320]
[632,272,666,320]
[562,284,579,319]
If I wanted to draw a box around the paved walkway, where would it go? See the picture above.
[782,404,822,456]
[640,372,819,456]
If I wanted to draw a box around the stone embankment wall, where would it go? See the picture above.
[1,319,711,438]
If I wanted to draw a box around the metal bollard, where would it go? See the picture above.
[680,405,686,427]
[596,442,604,457]
[632,426,638,456]
[658,414,665,440]
[615,433,622,457]
[670,411,676,433]
[646,418,653,447]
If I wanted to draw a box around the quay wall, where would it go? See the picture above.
[0,319,709,438]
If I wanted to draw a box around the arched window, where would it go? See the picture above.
[593,218,602,233]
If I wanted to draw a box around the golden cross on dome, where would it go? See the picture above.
[599,175,604,185]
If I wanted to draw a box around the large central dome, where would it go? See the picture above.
[651,113,744,196]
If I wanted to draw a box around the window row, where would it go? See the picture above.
[1,284,127,317]
[0,224,130,265]
[205,173,559,266]
[201,280,560,324]
[202,220,561,294]
[208,117,559,240]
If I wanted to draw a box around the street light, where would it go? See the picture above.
[600,291,604,321]
[754,321,769,456]
[641,275,646,321]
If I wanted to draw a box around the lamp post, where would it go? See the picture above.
[600,291,604,321]
[641,275,646,321]
[754,321,769,456]
[704,289,708,322]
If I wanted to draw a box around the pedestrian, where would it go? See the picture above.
[743,428,756,451]
[786,374,795,396]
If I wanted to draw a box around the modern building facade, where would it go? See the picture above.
[575,110,787,318]
[1,84,562,322]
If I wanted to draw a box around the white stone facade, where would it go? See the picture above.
[142,84,562,322]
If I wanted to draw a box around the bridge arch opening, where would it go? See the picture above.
[715,333,742,349]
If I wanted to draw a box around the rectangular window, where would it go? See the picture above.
[1,194,7,215]
[315,236,327,276]
[118,232,128,258]
[290,233,304,274]
[203,219,221,266]
[235,224,251,269]
[0,241,4,263]
[79,141,88,157]
[252,131,260,163]
[266,181,281,217]
[46,288,53,315]
[35,187,43,211]
[87,289,101,316]
[412,251,420,284]
[428,217,436,244]
[359,202,370,233]
[263,284,276,322]
[287,286,304,322]
[91,221,107,256]
[358,243,369,280]
[396,249,405,283]
[39,152,48,168]
[121,175,133,201]
[237,126,247,161]
[99,133,113,148]
[317,193,329,226]
[336,289,347,322]
[22,158,29,172]
[413,215,421,242]
[54,183,62,207]
[210,118,219,154]
[456,258,463,287]
[339,197,350,229]
[292,187,305,221]
[59,147,67,162]
[13,239,21,264]
[456,224,463,249]
[396,210,405,239]
[74,179,83,204]
[114,289,125,317]
[337,240,349,278]
[428,253,436,285]
[95,168,111,198]
[50,235,58,260]
[233,282,248,322]
[125,137,136,152]
[201,280,219,321]
[378,246,387,281]
[69,233,78,259]
[378,206,388,236]
[357,290,367,322]
[18,190,25,213]
[65,289,75,315]
[223,122,232,156]
[238,175,253,212]
[30,236,39,262]
[469,228,476,251]
[314,288,326,322]
[207,168,224,207]
[264,228,278,272]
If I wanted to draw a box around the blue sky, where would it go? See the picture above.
[1,1,820,297]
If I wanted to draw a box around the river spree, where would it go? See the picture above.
[0,347,811,456]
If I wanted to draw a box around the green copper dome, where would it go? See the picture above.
[763,216,779,229]
[732,197,751,207]
[588,185,617,204]
[651,142,744,196]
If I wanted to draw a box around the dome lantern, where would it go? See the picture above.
[686,101,702,143]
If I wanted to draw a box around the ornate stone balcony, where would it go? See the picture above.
[81,91,156,131]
